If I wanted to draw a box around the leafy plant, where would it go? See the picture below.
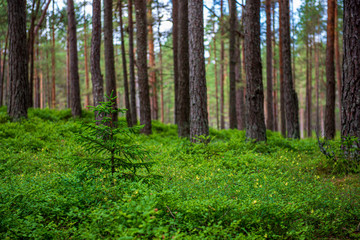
[78,93,153,176]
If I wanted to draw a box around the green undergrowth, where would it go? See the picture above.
[0,107,359,239]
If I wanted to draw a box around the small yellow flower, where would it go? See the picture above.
[252,200,257,204]
[285,182,288,186]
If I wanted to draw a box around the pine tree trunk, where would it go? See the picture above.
[229,0,237,129]
[272,2,278,131]
[66,30,71,109]
[315,41,320,135]
[220,0,225,129]
[213,19,219,130]
[67,0,82,117]
[341,0,360,142]
[84,7,90,109]
[334,0,342,129]
[279,0,286,137]
[51,0,56,109]
[325,0,336,139]
[91,0,104,121]
[236,20,245,130]
[281,0,300,139]
[119,0,132,127]
[189,0,209,142]
[34,37,40,109]
[244,0,266,142]
[172,0,178,124]
[177,0,190,137]
[0,30,8,107]
[135,0,152,134]
[147,0,158,121]
[128,0,137,125]
[7,0,28,120]
[104,0,117,123]
[266,0,274,130]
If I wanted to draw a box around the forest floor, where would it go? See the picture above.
[0,107,359,239]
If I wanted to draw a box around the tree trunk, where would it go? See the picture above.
[119,0,132,127]
[272,2,278,131]
[189,0,209,142]
[334,0,341,129]
[128,0,137,125]
[156,3,164,123]
[135,0,152,134]
[325,0,336,139]
[236,19,245,130]
[281,0,300,139]
[279,0,286,137]
[91,0,104,121]
[315,41,320,135]
[104,0,117,123]
[213,18,219,130]
[177,0,190,137]
[51,0,56,109]
[172,0,179,124]
[84,6,90,109]
[244,0,267,142]
[7,0,28,120]
[220,0,225,129]
[306,38,312,137]
[34,37,40,108]
[229,0,237,129]
[67,0,82,117]
[0,30,8,107]
[266,0,274,130]
[66,30,71,109]
[341,0,360,143]
[147,0,158,121]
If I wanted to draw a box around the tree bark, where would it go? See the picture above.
[189,0,209,142]
[128,0,137,125]
[51,0,56,109]
[334,0,341,129]
[177,0,190,137]
[213,18,219,130]
[67,0,82,117]
[66,30,71,108]
[0,30,8,107]
[34,37,40,108]
[236,17,245,130]
[279,0,286,137]
[325,0,336,139]
[220,0,225,129]
[7,0,28,120]
[266,0,274,130]
[84,6,90,109]
[281,0,300,139]
[272,1,278,131]
[104,0,117,123]
[244,0,267,142]
[341,0,360,143]
[147,0,158,121]
[229,0,237,129]
[119,0,132,127]
[172,0,179,124]
[135,0,152,134]
[91,0,104,121]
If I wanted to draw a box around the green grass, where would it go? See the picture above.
[0,107,359,239]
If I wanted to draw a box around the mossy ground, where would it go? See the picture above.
[0,107,359,239]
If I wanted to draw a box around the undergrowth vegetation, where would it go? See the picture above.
[0,106,359,239]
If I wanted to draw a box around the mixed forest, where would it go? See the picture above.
[0,0,360,239]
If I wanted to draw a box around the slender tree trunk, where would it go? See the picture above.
[104,0,117,123]
[172,0,179,124]
[213,20,219,130]
[266,0,274,130]
[341,0,360,143]
[272,2,278,131]
[66,30,70,108]
[177,0,190,137]
[67,0,82,117]
[91,0,104,121]
[51,0,56,109]
[84,6,90,108]
[281,0,300,139]
[279,0,286,137]
[236,22,245,130]
[315,41,320,135]
[119,0,132,127]
[229,0,237,129]
[7,0,28,120]
[156,4,164,123]
[306,38,312,137]
[325,0,336,139]
[34,37,40,108]
[220,0,225,129]
[147,0,158,120]
[245,0,267,141]
[135,0,152,134]
[0,30,8,107]
[128,0,137,125]
[334,0,342,129]
[189,0,209,142]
